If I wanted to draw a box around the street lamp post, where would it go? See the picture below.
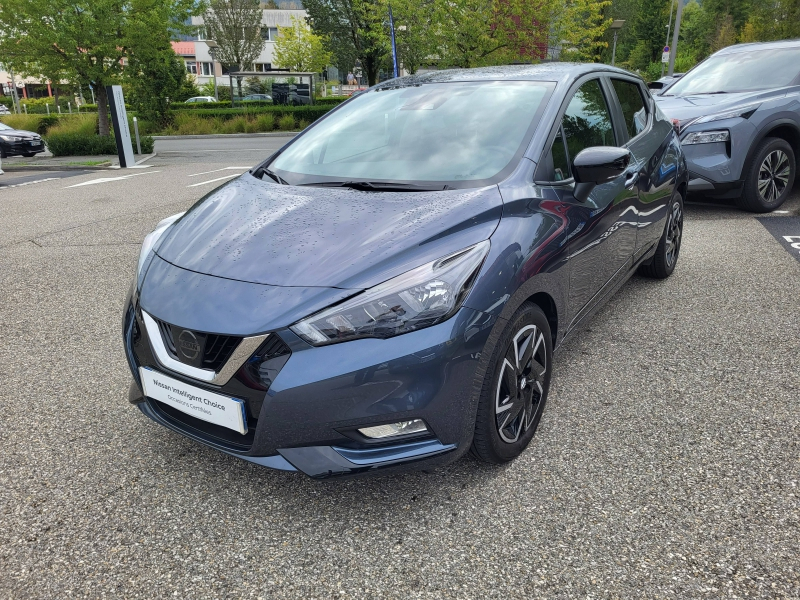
[662,0,676,77]
[610,20,625,67]
[206,40,220,101]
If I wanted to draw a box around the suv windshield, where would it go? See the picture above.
[269,80,554,188]
[665,46,800,96]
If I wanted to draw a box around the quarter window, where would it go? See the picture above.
[549,126,570,181]
[611,79,647,139]
[562,79,615,160]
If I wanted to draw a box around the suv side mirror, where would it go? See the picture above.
[572,147,632,202]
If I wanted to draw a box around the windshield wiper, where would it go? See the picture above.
[259,167,289,185]
[298,180,448,192]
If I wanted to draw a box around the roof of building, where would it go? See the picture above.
[171,41,196,57]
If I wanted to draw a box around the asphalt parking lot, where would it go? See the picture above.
[1,154,798,598]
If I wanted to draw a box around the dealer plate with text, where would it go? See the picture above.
[139,367,247,434]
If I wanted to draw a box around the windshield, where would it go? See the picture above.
[666,47,800,96]
[269,81,554,187]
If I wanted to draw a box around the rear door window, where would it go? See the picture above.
[611,79,648,140]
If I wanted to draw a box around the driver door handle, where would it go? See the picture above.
[625,172,640,189]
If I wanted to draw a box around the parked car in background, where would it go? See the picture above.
[647,73,684,91]
[125,64,687,479]
[0,122,45,158]
[0,104,10,115]
[242,94,272,102]
[655,39,800,212]
[185,96,216,103]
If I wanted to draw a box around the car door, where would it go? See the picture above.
[607,76,668,256]
[537,77,640,326]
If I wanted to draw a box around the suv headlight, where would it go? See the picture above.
[137,212,185,277]
[0,135,18,141]
[682,130,730,145]
[291,241,490,345]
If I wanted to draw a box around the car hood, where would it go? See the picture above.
[653,89,787,121]
[0,128,41,139]
[155,173,503,290]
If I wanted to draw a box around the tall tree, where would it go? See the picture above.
[701,0,752,30]
[0,0,197,136]
[554,0,612,62]
[390,0,438,74]
[631,0,670,64]
[204,0,265,97]
[273,16,333,72]
[303,0,390,86]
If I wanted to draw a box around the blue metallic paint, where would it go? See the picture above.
[125,64,687,478]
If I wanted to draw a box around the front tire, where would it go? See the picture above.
[737,137,795,213]
[471,302,552,464]
[639,190,683,279]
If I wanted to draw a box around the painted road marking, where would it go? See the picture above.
[65,171,161,188]
[188,166,252,177]
[187,174,239,188]
[757,216,800,263]
[0,177,59,190]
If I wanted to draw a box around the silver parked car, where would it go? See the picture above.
[655,39,800,212]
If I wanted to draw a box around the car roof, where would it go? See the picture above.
[714,38,800,56]
[373,63,641,90]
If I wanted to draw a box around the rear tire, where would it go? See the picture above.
[737,137,795,212]
[470,302,552,464]
[639,190,683,279]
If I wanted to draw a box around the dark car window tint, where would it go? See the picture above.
[549,126,570,181]
[612,79,647,139]
[562,79,615,160]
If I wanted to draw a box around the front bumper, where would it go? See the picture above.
[124,298,497,479]
[1,139,45,155]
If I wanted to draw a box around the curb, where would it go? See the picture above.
[151,132,299,140]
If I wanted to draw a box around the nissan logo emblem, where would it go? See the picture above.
[177,330,201,360]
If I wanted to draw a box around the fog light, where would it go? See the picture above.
[358,419,428,439]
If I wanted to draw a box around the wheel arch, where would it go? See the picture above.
[744,119,800,173]
[526,292,558,347]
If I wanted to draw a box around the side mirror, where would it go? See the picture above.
[572,146,632,202]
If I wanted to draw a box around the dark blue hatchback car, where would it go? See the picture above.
[124,64,687,478]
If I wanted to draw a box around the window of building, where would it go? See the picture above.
[261,27,280,41]
[254,63,273,72]
[185,61,198,75]
[196,27,207,41]
[200,62,213,76]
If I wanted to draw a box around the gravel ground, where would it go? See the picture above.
[0,165,798,599]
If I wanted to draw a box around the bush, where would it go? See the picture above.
[47,113,97,135]
[43,132,153,156]
[0,97,13,108]
[172,105,332,123]
[0,114,60,135]
[256,114,275,131]
[278,114,296,131]
[44,133,117,156]
[315,97,348,105]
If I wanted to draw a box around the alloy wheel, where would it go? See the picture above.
[495,324,547,444]
[665,200,683,268]
[757,149,791,204]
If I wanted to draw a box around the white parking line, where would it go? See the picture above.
[187,174,239,188]
[0,177,59,190]
[188,166,252,177]
[65,171,161,188]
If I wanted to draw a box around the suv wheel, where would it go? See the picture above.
[471,302,552,464]
[738,137,796,212]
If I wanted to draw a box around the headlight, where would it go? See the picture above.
[0,135,18,141]
[682,130,730,145]
[291,241,490,345]
[694,103,760,124]
[136,212,185,277]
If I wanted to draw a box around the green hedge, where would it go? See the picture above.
[0,97,13,108]
[174,100,275,110]
[315,97,349,105]
[172,105,333,122]
[44,132,154,156]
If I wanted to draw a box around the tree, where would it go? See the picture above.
[631,0,670,65]
[303,0,390,85]
[390,0,438,73]
[273,16,333,72]
[0,0,197,136]
[427,0,558,68]
[554,0,612,62]
[204,0,265,97]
